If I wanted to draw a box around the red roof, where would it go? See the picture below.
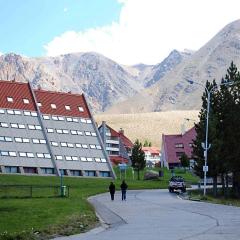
[142,147,160,156]
[108,125,133,148]
[0,80,91,118]
[162,127,196,164]
[110,156,128,165]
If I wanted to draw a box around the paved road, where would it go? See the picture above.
[56,190,240,240]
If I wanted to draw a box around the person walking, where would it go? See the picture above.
[120,180,128,201]
[109,182,115,201]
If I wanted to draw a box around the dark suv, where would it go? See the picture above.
[168,176,186,193]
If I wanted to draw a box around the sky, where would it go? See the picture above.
[0,0,240,65]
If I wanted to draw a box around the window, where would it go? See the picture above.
[70,170,81,176]
[91,132,97,137]
[1,151,9,156]
[7,110,14,115]
[96,145,102,150]
[85,171,95,177]
[65,105,71,110]
[39,139,46,144]
[78,106,84,112]
[56,129,63,134]
[99,171,110,177]
[0,122,8,128]
[24,111,31,116]
[27,152,34,158]
[31,112,37,117]
[101,158,107,163]
[86,119,92,124]
[81,118,87,123]
[66,156,72,161]
[55,155,63,160]
[0,109,5,114]
[60,142,67,147]
[77,131,83,135]
[52,116,58,121]
[58,116,64,121]
[41,168,54,174]
[175,143,184,148]
[90,144,96,149]
[15,110,21,115]
[33,139,40,144]
[37,102,42,107]
[63,129,69,134]
[176,152,185,157]
[37,153,44,158]
[87,157,93,162]
[66,117,73,122]
[43,115,50,120]
[5,166,18,173]
[5,137,12,142]
[76,143,82,148]
[51,104,57,109]
[9,151,17,157]
[72,156,78,161]
[35,125,42,130]
[80,157,87,162]
[73,118,78,123]
[85,131,91,136]
[95,158,101,162]
[47,128,54,133]
[23,138,30,143]
[28,125,35,130]
[44,153,51,159]
[11,123,18,128]
[19,124,25,129]
[71,130,77,135]
[189,143,193,147]
[7,97,13,102]
[23,98,30,104]
[15,137,23,143]
[67,143,74,148]
[82,144,88,149]
[51,141,58,147]
[19,152,27,157]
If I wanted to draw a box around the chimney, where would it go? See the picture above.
[119,128,124,135]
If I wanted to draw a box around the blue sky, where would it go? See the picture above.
[0,0,121,56]
[0,0,240,64]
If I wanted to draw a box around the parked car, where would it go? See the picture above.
[168,176,186,193]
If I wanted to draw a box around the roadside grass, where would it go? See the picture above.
[188,189,240,207]
[0,167,198,239]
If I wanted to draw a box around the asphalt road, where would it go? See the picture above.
[56,189,240,240]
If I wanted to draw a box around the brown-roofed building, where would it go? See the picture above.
[161,127,196,169]
[98,122,133,165]
[0,80,115,178]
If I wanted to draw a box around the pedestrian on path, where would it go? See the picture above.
[120,180,128,201]
[109,182,115,201]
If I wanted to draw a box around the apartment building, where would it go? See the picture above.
[98,122,133,165]
[0,80,115,178]
[161,127,196,169]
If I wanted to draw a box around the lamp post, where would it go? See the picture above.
[187,80,232,196]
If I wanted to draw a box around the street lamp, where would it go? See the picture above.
[187,80,232,196]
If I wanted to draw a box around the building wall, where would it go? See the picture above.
[0,81,114,178]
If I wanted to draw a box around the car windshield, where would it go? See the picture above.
[170,176,184,182]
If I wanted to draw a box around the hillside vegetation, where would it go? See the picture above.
[95,110,199,147]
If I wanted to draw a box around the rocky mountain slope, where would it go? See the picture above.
[0,52,143,112]
[107,19,240,114]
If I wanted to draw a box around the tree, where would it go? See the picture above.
[179,153,190,171]
[143,140,152,147]
[131,139,146,180]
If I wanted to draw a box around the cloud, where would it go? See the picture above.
[63,7,68,12]
[44,0,240,65]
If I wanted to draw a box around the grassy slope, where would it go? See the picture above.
[0,168,198,238]
[95,110,199,147]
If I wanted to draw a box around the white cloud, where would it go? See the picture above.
[63,7,68,12]
[44,0,240,65]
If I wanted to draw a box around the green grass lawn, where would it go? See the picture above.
[188,189,240,207]
[0,167,198,239]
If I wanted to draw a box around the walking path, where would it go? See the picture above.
[56,189,240,240]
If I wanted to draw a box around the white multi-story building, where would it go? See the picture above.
[0,80,115,178]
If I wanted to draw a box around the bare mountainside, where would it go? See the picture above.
[107,19,240,114]
[0,49,187,113]
[95,110,199,147]
[0,52,143,112]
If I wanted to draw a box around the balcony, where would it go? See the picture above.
[106,139,119,144]
[106,147,119,152]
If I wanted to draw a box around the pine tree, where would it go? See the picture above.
[131,139,146,180]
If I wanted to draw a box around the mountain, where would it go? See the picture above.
[106,19,240,114]
[0,52,143,112]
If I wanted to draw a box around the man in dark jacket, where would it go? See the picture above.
[120,180,128,201]
[109,182,116,201]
